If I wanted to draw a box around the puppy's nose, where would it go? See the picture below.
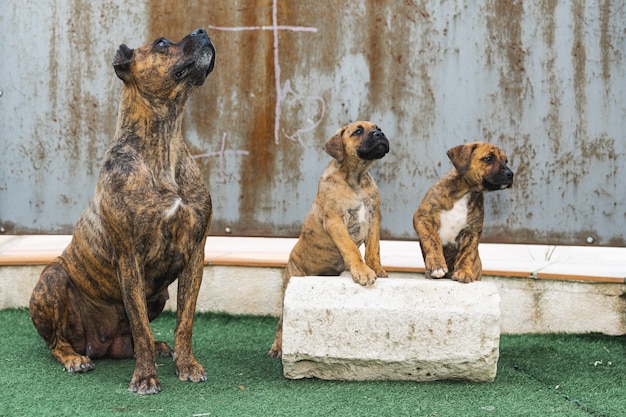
[505,169,514,179]
[373,131,383,139]
[191,28,207,37]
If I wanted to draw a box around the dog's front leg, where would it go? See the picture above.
[173,243,206,383]
[451,195,484,283]
[117,255,160,394]
[451,229,481,282]
[364,199,387,278]
[414,215,448,279]
[325,212,376,286]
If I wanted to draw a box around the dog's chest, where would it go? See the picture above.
[346,202,370,242]
[438,194,470,245]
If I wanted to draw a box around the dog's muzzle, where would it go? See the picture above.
[483,167,514,190]
[183,28,216,85]
[357,131,390,160]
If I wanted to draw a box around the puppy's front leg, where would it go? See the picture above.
[324,212,376,286]
[414,214,448,279]
[451,229,481,283]
[364,200,387,278]
[451,196,484,283]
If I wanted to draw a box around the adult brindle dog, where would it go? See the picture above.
[29,29,216,394]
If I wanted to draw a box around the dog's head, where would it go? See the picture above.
[323,121,390,166]
[447,142,514,191]
[112,28,216,98]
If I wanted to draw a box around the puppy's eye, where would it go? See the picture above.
[351,127,363,137]
[482,155,494,164]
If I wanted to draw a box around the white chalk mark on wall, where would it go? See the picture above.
[193,132,250,183]
[208,0,323,145]
[281,79,326,146]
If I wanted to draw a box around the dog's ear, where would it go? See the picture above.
[323,128,345,162]
[113,44,134,82]
[447,143,477,175]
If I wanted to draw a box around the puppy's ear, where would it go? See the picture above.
[447,143,477,175]
[113,44,134,82]
[323,128,345,162]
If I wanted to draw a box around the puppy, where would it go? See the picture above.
[413,142,513,283]
[268,121,390,358]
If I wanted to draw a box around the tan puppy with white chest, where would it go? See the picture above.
[268,121,390,358]
[413,142,513,283]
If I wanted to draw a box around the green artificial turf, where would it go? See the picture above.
[0,308,623,417]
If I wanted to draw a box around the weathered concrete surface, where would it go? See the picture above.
[2,264,624,336]
[281,277,501,382]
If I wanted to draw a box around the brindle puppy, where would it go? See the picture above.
[29,29,216,394]
[268,121,390,358]
[413,142,513,283]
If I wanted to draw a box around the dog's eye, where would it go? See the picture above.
[155,38,170,48]
[482,155,494,164]
[351,127,363,137]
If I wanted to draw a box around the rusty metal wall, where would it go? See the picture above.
[1,0,625,246]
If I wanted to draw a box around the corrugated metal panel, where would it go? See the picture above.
[1,0,624,246]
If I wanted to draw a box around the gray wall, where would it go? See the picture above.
[1,0,625,246]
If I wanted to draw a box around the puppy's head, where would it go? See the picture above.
[447,142,514,191]
[113,28,216,98]
[323,121,389,164]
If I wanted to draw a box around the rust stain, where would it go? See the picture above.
[486,0,527,115]
[146,1,285,235]
[540,0,558,48]
[41,1,116,177]
[571,0,587,142]
[539,0,562,154]
[599,0,614,96]
[364,0,436,131]
[145,0,224,144]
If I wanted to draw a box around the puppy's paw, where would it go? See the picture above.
[451,269,478,283]
[351,266,377,286]
[428,268,448,279]
[424,257,448,279]
[375,267,388,278]
[268,341,282,359]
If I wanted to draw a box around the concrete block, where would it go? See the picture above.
[282,276,501,382]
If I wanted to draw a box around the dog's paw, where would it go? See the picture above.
[129,373,161,395]
[375,267,388,278]
[154,341,174,357]
[451,270,478,283]
[425,267,448,279]
[62,354,95,373]
[351,267,377,286]
[268,342,282,359]
[175,358,207,383]
[425,258,448,279]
